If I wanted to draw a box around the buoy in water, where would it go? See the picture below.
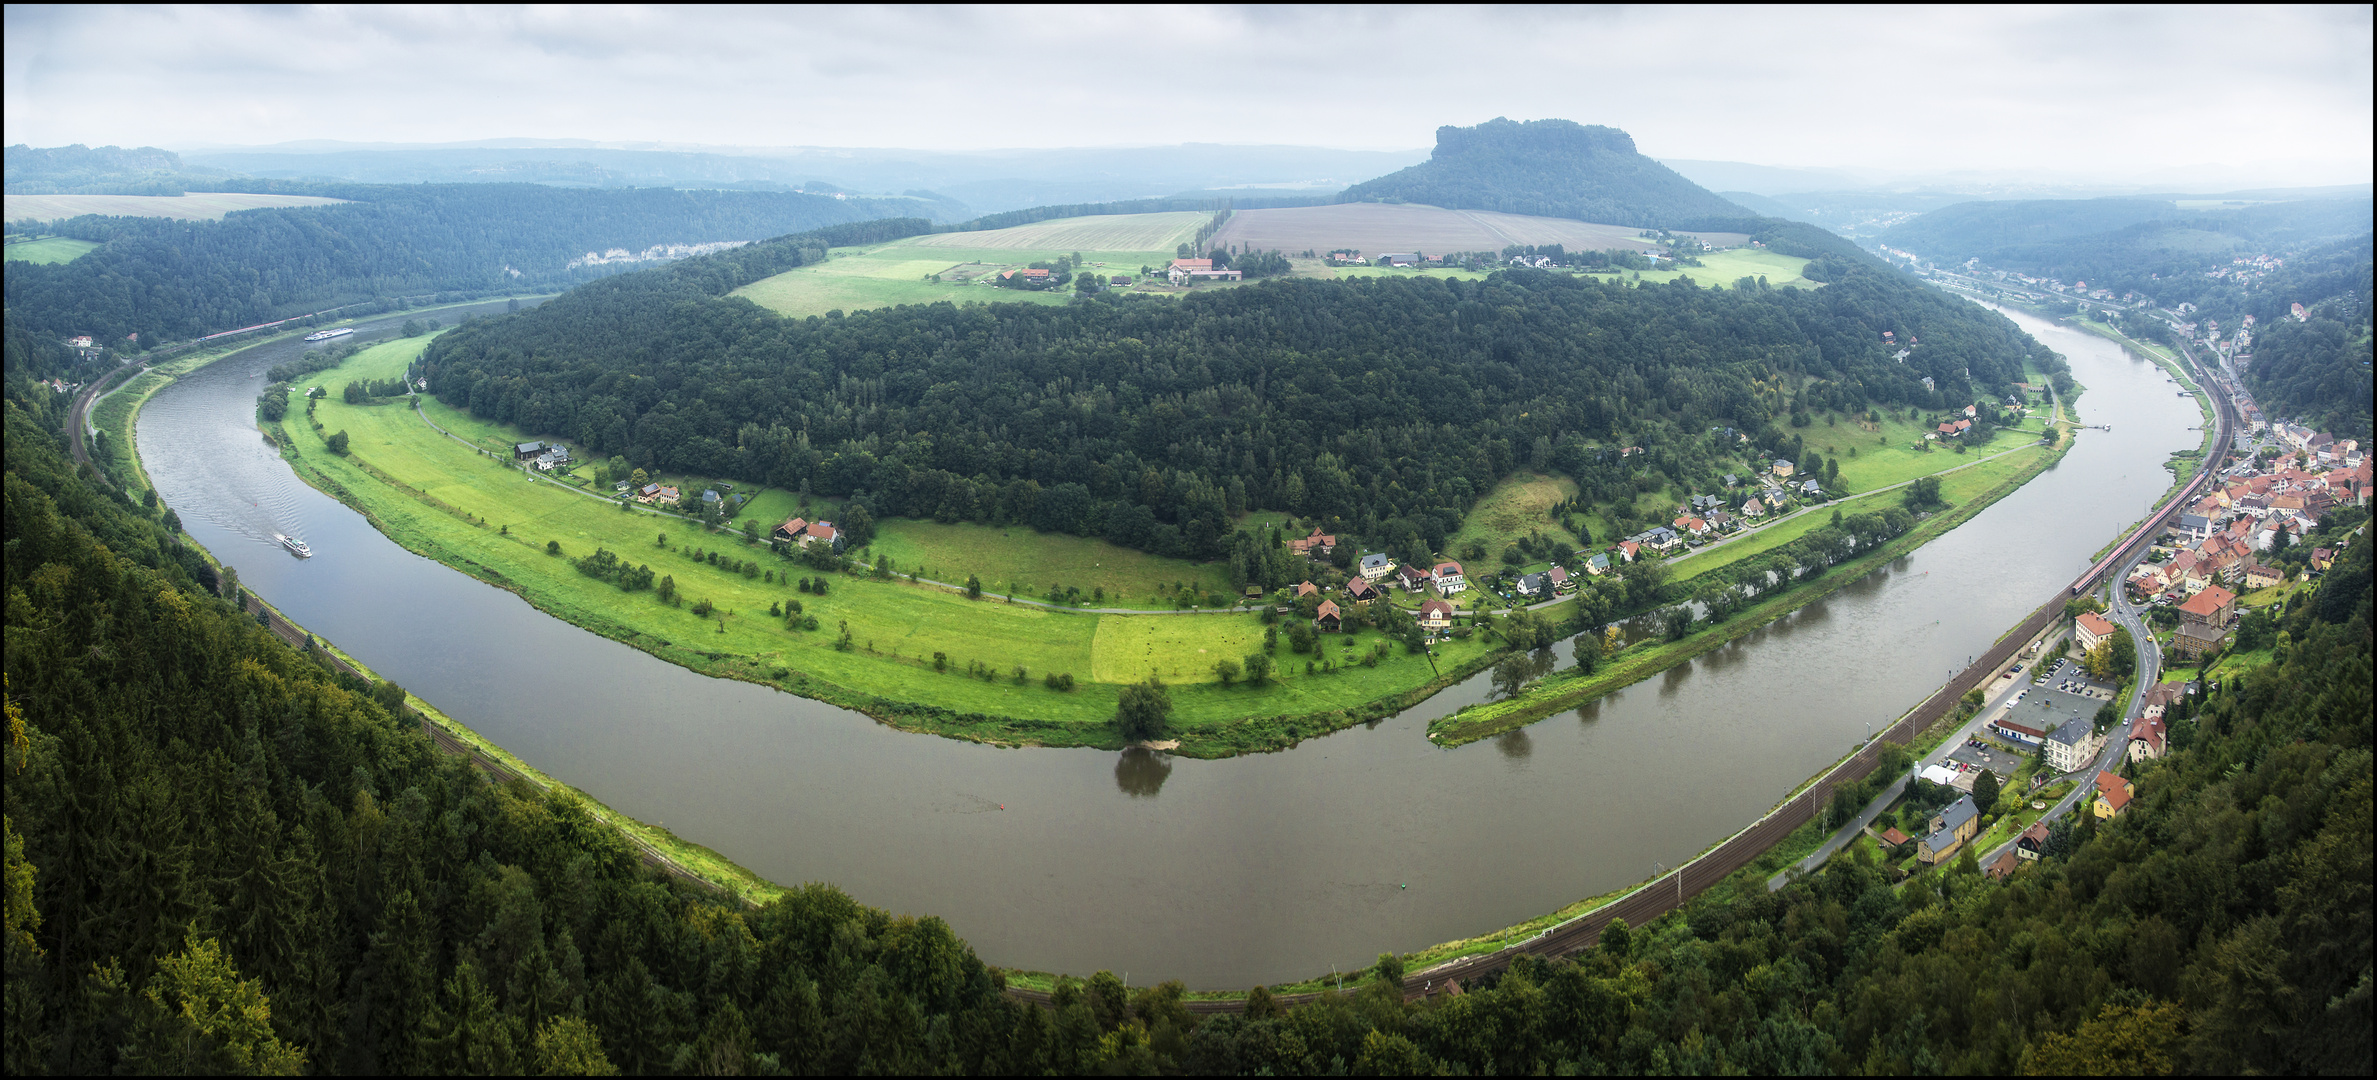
[998,805,1005,811]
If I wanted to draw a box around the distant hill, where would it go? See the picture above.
[3,142,231,196]
[1335,118,1755,228]
[1882,195,2374,293]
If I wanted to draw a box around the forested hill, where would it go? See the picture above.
[420,232,2036,561]
[8,340,2367,1072]
[1,183,931,344]
[2245,233,2374,437]
[1880,194,2374,296]
[1335,118,1755,228]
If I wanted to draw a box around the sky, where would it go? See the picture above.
[6,5,2371,188]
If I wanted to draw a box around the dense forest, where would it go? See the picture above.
[2,184,932,344]
[1881,194,2373,298]
[6,346,2366,1071]
[418,225,2039,562]
[1336,118,1756,228]
[2237,234,2373,438]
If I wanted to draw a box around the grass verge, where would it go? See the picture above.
[1429,437,2067,745]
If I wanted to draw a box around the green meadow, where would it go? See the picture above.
[3,236,100,264]
[1636,247,1817,289]
[280,335,1499,754]
[730,212,1206,319]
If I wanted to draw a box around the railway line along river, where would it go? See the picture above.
[137,301,2199,988]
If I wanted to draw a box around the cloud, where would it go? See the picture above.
[5,5,2368,185]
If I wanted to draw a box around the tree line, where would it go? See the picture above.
[2,183,935,345]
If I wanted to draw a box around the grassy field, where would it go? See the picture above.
[1446,473,1580,558]
[731,213,1202,319]
[1432,435,2069,745]
[1668,444,2051,585]
[3,191,347,221]
[867,518,1236,603]
[3,236,101,264]
[279,336,1503,753]
[1636,247,1817,289]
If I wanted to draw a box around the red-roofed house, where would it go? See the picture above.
[1432,561,1468,595]
[2093,771,2135,819]
[2075,610,2118,653]
[2176,584,2237,646]
[1293,581,1319,599]
[1345,577,1380,606]
[1315,599,1342,632]
[2128,715,2168,763]
[1418,599,1456,631]
[1288,527,1337,557]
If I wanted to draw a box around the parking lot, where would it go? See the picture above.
[1945,739,2027,776]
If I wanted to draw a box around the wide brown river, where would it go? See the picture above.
[139,302,2197,987]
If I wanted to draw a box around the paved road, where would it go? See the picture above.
[1778,332,2231,886]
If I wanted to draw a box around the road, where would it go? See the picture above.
[1773,332,2233,888]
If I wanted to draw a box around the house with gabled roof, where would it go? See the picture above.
[1918,794,1980,865]
[2016,821,2052,861]
[1396,564,1435,592]
[2093,771,2134,819]
[1315,599,1342,632]
[1585,551,1612,576]
[1345,577,1380,605]
[1515,571,1552,599]
[1740,498,1766,519]
[1359,553,1394,580]
[1548,565,1573,592]
[1432,561,1467,594]
[1293,580,1319,599]
[2127,714,2168,763]
[1288,527,1338,557]
[1418,599,1455,631]
[1616,540,1641,562]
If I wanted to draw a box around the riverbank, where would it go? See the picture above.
[105,320,781,907]
[260,344,1506,759]
[1428,433,2067,746]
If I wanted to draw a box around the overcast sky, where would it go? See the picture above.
[6,5,2369,187]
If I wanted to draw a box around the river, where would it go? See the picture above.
[137,301,2198,988]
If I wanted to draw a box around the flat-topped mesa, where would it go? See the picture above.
[1337,117,1750,228]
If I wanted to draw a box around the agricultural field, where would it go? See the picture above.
[3,191,347,221]
[280,336,1494,746]
[730,213,1198,318]
[1208,202,1747,260]
[866,518,1237,605]
[907,212,1207,252]
[3,236,100,264]
[1635,247,1816,289]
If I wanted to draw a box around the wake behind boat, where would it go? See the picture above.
[302,327,354,343]
[274,533,312,558]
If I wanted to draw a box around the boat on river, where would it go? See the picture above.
[274,533,312,558]
[302,328,354,343]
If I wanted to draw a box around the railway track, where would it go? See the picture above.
[1006,351,2240,1014]
[237,594,741,900]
